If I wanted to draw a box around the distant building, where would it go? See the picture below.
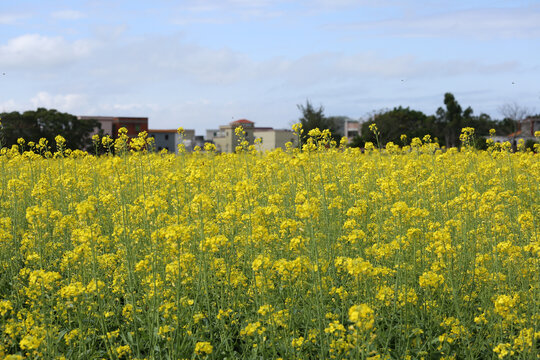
[78,116,148,138]
[78,116,114,137]
[490,136,509,144]
[206,129,220,142]
[345,120,361,140]
[253,129,297,151]
[332,116,361,141]
[212,119,251,153]
[147,129,180,153]
[148,129,196,153]
[213,119,279,153]
[194,136,206,149]
[113,117,148,137]
[518,116,540,139]
[508,116,540,144]
[79,115,304,153]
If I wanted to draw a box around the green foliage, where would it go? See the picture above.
[357,107,435,147]
[297,100,340,144]
[525,139,539,151]
[434,92,473,148]
[352,94,520,149]
[0,108,101,150]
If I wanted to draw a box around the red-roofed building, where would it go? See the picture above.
[508,116,540,143]
[78,116,148,138]
[230,119,254,127]
[519,116,540,138]
[113,117,148,137]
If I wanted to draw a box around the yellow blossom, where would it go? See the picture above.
[194,341,213,355]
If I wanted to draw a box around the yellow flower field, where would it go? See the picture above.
[0,128,539,359]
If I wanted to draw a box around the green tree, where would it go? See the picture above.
[356,107,434,147]
[297,100,340,143]
[495,117,517,135]
[464,113,493,135]
[0,110,38,144]
[0,108,101,150]
[435,93,473,148]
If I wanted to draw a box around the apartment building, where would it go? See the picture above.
[518,116,540,139]
[148,129,199,153]
[213,119,258,153]
[212,119,296,153]
[253,129,298,151]
[79,115,301,153]
[507,116,540,145]
[332,116,361,141]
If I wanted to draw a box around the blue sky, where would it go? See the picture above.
[1,0,539,134]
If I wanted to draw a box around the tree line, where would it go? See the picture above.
[0,108,101,151]
[0,93,535,151]
[297,92,529,149]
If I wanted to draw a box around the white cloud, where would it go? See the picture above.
[183,0,275,11]
[92,24,128,41]
[0,99,18,112]
[251,51,519,90]
[153,45,257,84]
[30,92,87,113]
[0,2,533,134]
[339,6,540,39]
[170,0,287,24]
[0,34,96,68]
[74,34,259,86]
[51,10,85,20]
[308,0,398,10]
[0,13,28,25]
[333,53,518,78]
[1,93,88,116]
[41,29,517,91]
[106,102,160,113]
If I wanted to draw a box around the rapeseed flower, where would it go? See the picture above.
[195,341,213,355]
[0,126,538,359]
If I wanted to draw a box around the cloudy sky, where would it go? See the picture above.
[1,0,539,134]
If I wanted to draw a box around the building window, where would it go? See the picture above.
[135,125,141,132]
[165,134,169,140]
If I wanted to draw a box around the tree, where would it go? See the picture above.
[435,93,473,148]
[297,100,340,143]
[0,108,101,150]
[495,117,517,136]
[0,111,39,145]
[357,107,434,147]
[498,102,532,136]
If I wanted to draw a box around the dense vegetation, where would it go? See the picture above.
[0,127,538,359]
[0,108,100,151]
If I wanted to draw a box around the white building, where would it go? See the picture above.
[253,129,298,151]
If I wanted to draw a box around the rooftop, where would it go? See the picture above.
[230,119,254,125]
[148,129,178,133]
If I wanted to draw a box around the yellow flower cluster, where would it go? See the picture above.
[0,127,538,359]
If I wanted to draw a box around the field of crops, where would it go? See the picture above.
[0,129,539,359]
